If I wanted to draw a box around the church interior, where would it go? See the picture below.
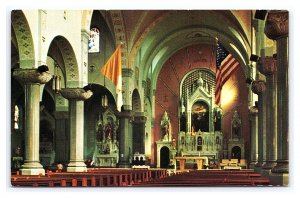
[10,9,289,187]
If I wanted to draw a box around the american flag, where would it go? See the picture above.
[215,42,239,106]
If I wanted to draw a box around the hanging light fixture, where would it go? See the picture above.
[52,63,61,94]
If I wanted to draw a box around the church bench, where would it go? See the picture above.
[11,168,168,187]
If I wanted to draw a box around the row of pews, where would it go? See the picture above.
[133,169,271,187]
[11,168,167,187]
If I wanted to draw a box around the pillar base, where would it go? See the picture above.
[272,160,289,173]
[20,161,45,175]
[269,172,289,186]
[261,168,272,177]
[254,162,263,173]
[67,161,87,172]
[118,161,131,168]
[249,161,257,169]
[262,161,277,170]
[20,168,45,176]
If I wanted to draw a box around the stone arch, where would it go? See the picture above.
[132,89,141,112]
[11,10,35,68]
[47,36,80,88]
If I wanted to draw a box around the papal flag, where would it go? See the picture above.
[215,42,239,106]
[101,44,123,112]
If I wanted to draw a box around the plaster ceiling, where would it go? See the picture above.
[107,10,252,81]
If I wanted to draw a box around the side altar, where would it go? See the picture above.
[93,109,119,167]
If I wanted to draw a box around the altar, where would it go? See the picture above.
[175,156,208,171]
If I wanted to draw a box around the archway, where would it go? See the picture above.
[132,89,145,155]
[11,10,35,68]
[83,83,117,161]
[46,36,80,165]
[160,146,170,168]
[231,146,241,160]
[132,89,141,112]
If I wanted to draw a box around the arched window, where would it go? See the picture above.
[13,105,23,131]
[88,27,100,53]
[14,105,19,130]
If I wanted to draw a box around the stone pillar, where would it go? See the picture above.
[118,109,133,168]
[133,113,147,154]
[251,80,266,170]
[258,57,278,174]
[60,88,93,172]
[13,68,52,175]
[264,11,289,182]
[53,111,69,164]
[249,106,258,169]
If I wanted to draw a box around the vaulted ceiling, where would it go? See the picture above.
[106,10,252,82]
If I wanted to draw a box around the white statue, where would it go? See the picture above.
[160,111,171,141]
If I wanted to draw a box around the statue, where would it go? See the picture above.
[105,123,112,142]
[160,111,171,141]
[213,106,223,131]
[96,120,103,142]
[15,145,22,157]
[197,75,204,88]
[232,110,241,138]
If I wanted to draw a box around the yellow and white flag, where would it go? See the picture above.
[101,45,123,111]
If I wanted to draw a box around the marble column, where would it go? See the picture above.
[258,57,278,172]
[118,109,133,168]
[13,68,52,175]
[60,88,93,172]
[249,106,258,169]
[264,11,289,176]
[251,80,266,169]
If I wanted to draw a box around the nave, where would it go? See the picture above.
[10,9,289,187]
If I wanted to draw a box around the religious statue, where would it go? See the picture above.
[231,110,241,138]
[213,106,223,131]
[15,145,22,157]
[160,111,171,141]
[96,120,103,142]
[105,123,112,141]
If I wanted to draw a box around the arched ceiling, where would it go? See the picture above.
[107,10,252,83]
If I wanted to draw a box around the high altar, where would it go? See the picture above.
[156,74,225,168]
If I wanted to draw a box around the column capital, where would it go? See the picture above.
[133,114,147,124]
[13,68,52,84]
[249,106,258,116]
[257,56,277,76]
[117,110,134,119]
[60,88,93,101]
[251,80,267,95]
[122,68,134,78]
[264,10,288,40]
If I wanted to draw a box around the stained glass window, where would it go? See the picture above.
[88,28,100,53]
[14,105,19,130]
